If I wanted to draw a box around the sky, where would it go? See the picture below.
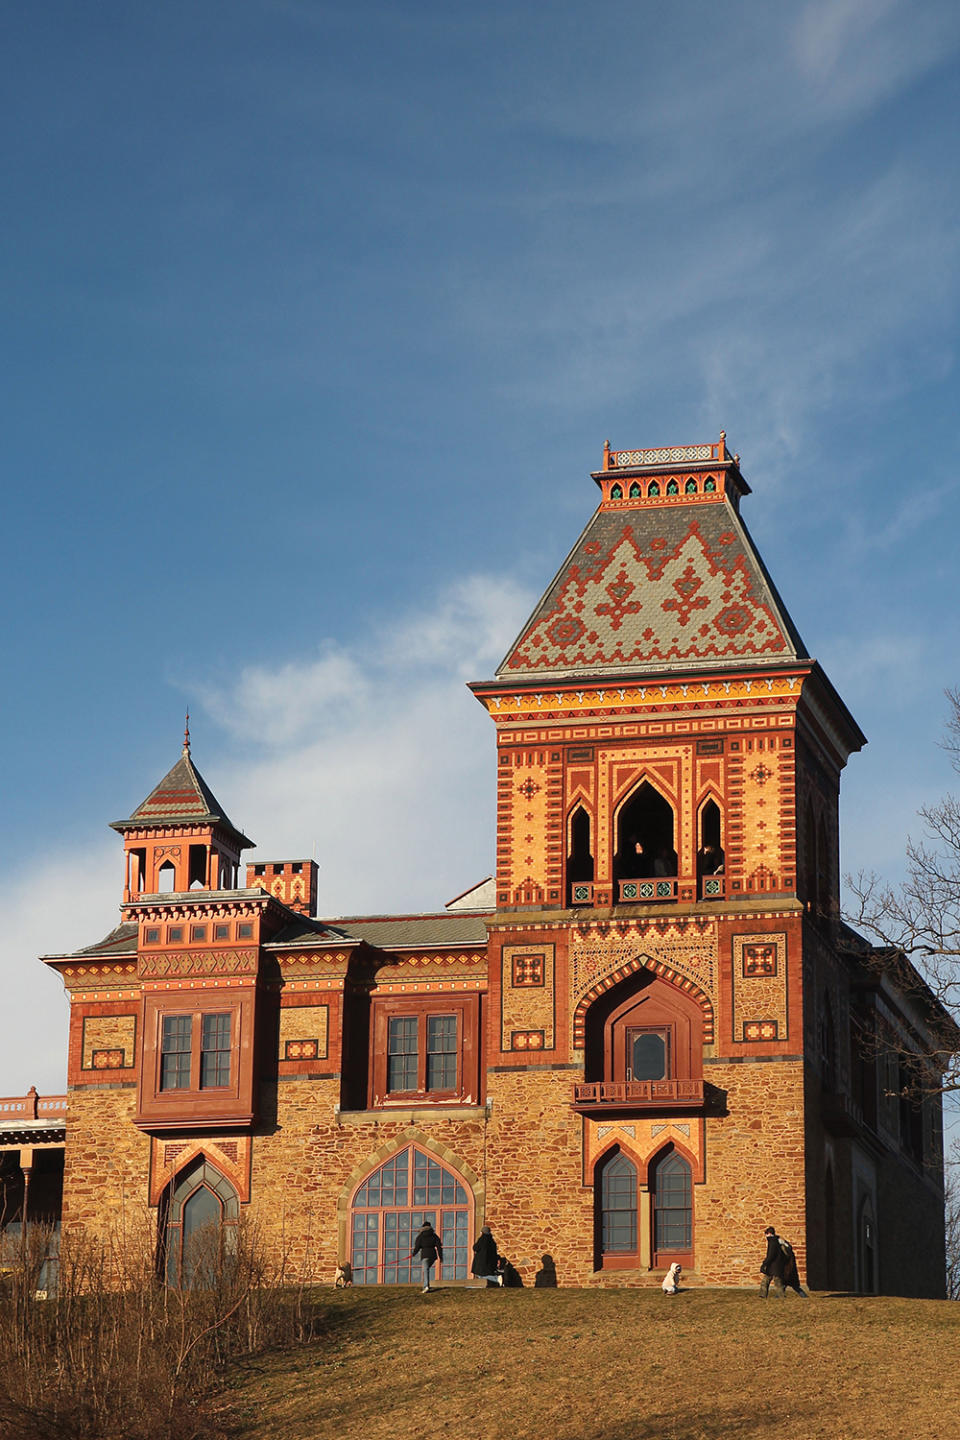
[2,0,960,1097]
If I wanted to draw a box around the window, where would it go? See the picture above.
[648,481,660,496]
[160,1012,232,1091]
[685,478,697,493]
[386,1014,456,1095]
[167,926,183,943]
[160,1158,239,1288]
[599,1150,637,1256]
[652,1150,692,1260]
[350,1146,471,1285]
[666,479,679,495]
[704,477,716,492]
[213,923,230,940]
[370,997,479,1107]
[144,927,160,944]
[628,482,641,498]
[191,924,207,942]
[237,923,253,939]
[610,484,623,499]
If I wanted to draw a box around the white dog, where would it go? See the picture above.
[661,1262,682,1295]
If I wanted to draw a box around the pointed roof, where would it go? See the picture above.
[110,746,253,848]
[498,440,809,679]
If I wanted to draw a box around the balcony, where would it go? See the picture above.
[572,1079,712,1115]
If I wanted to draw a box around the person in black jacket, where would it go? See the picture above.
[472,1225,502,1287]
[759,1225,786,1298]
[411,1220,443,1293]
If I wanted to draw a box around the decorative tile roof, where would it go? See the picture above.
[498,499,808,678]
[324,912,490,948]
[110,749,252,847]
[51,922,139,960]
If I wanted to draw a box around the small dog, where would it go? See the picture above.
[335,1262,354,1288]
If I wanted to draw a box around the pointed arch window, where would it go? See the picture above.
[703,476,716,492]
[598,1149,637,1257]
[157,861,177,893]
[685,478,698,493]
[652,1148,692,1264]
[160,1157,239,1288]
[628,482,641,498]
[666,479,679,495]
[697,798,725,896]
[350,1145,471,1285]
[647,481,660,497]
[610,484,623,499]
[566,806,594,905]
[614,780,676,883]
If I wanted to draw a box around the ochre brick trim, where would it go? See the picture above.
[335,1126,485,1264]
[572,954,715,1047]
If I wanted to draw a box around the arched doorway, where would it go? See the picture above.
[159,1157,239,1288]
[350,1145,471,1285]
[651,1146,693,1269]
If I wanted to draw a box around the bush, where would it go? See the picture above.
[0,1217,327,1440]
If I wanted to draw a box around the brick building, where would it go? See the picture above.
[10,436,950,1294]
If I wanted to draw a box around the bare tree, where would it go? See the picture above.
[846,688,960,1100]
[946,1146,960,1301]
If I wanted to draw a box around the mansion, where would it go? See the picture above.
[1,436,950,1295]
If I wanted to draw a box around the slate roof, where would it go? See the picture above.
[110,749,253,847]
[52,922,139,959]
[313,912,490,949]
[498,497,809,678]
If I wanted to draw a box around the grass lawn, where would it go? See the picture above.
[224,1286,960,1439]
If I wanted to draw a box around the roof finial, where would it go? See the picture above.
[183,711,191,757]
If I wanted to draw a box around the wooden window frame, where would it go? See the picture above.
[137,986,256,1130]
[369,996,479,1108]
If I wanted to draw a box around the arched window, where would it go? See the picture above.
[666,479,679,495]
[648,481,660,497]
[610,484,623,499]
[685,478,697,493]
[350,1146,471,1285]
[597,1148,637,1259]
[614,781,676,882]
[566,806,594,904]
[697,798,724,893]
[628,482,641,498]
[651,1148,692,1266]
[157,861,176,893]
[703,477,716,492]
[160,1158,239,1288]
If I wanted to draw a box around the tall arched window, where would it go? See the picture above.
[566,806,594,904]
[160,1157,239,1288]
[350,1146,471,1285]
[597,1148,637,1261]
[666,479,679,495]
[610,484,623,499]
[685,478,698,493]
[651,1148,692,1267]
[614,781,676,881]
[629,482,641,498]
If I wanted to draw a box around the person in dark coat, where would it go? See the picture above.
[780,1238,807,1297]
[472,1224,502,1287]
[759,1225,786,1297]
[411,1220,443,1293]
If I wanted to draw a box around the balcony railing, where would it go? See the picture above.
[572,1079,707,1112]
[700,874,726,900]
[617,878,678,903]
[0,1089,68,1121]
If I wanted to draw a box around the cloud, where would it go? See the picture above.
[0,572,535,1093]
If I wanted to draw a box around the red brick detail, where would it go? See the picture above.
[573,957,714,1048]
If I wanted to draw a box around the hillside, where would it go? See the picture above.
[225,1286,960,1439]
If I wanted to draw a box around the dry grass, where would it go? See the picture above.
[226,1286,960,1440]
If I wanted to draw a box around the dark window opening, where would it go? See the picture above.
[566,807,594,903]
[627,1028,668,1081]
[254,864,265,876]
[629,482,641,498]
[387,1017,419,1093]
[610,484,623,499]
[237,923,253,939]
[614,782,676,881]
[213,923,230,941]
[666,479,679,495]
[696,800,724,879]
[685,478,697,493]
[704,477,716,492]
[159,1158,239,1289]
[130,848,147,893]
[648,481,660,497]
[426,1015,457,1091]
[188,845,207,889]
[291,863,302,874]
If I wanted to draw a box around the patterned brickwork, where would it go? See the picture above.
[81,1014,137,1070]
[278,1003,329,1061]
[570,921,717,1028]
[731,933,789,1043]
[138,948,258,979]
[496,748,564,907]
[149,1135,251,1206]
[501,944,555,1051]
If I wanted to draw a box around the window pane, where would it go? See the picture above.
[426,1014,457,1091]
[387,1017,418,1092]
[654,1154,691,1252]
[601,1153,637,1253]
[200,1013,231,1088]
[160,1015,192,1090]
[632,1032,667,1081]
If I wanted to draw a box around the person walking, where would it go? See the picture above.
[780,1236,807,1297]
[472,1224,502,1287]
[411,1219,443,1293]
[759,1225,786,1298]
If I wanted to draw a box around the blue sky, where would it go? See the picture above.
[2,0,960,1094]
